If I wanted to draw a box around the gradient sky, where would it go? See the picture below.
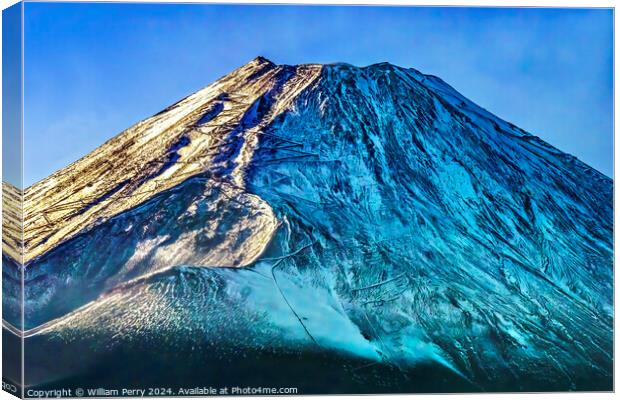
[23,3,613,185]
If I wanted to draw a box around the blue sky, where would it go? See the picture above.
[23,3,613,185]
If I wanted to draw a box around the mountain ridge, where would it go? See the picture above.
[5,57,609,265]
[13,57,321,264]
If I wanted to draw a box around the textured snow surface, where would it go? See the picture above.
[3,58,612,392]
[13,57,320,264]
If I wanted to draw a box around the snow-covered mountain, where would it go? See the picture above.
[3,57,612,392]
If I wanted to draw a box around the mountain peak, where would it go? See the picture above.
[250,55,275,66]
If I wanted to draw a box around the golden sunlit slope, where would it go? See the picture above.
[10,57,322,265]
[2,182,22,262]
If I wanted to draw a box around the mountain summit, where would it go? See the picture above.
[4,57,612,392]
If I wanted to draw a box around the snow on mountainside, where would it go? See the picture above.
[2,182,22,262]
[16,57,319,264]
[2,57,612,392]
